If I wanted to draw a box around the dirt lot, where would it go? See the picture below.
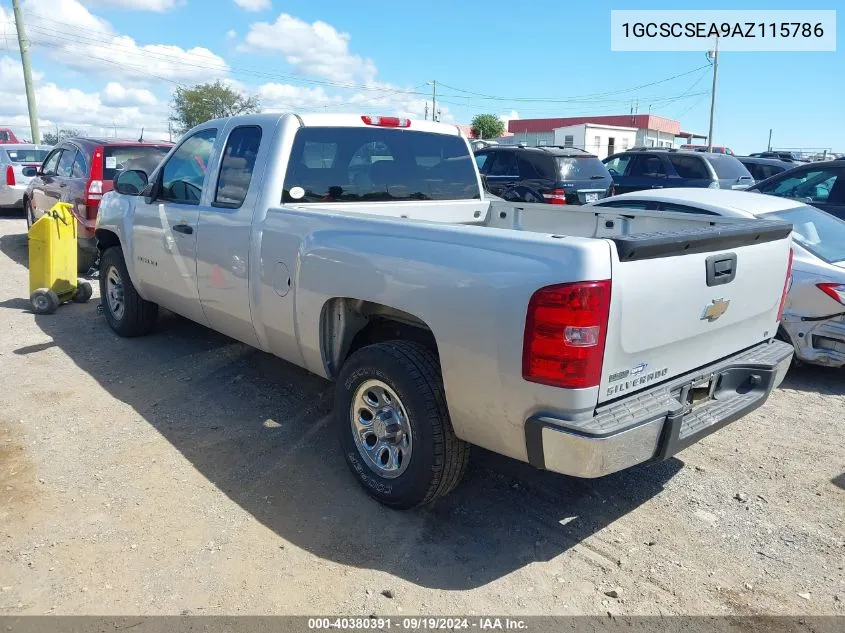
[0,214,843,616]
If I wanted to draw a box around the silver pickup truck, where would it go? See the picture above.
[95,113,794,509]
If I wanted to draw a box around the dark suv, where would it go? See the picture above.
[474,146,613,205]
[602,149,754,195]
[24,137,172,271]
[746,160,845,221]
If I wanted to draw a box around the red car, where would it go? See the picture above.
[24,137,173,271]
[0,128,21,144]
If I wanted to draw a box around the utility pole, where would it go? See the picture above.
[12,0,40,144]
[430,80,437,122]
[424,102,429,121]
[168,121,173,143]
[767,128,773,151]
[707,37,719,152]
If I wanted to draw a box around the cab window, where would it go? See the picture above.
[57,149,77,177]
[159,128,218,205]
[214,126,262,209]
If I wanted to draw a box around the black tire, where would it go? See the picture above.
[30,288,59,315]
[336,340,470,509]
[99,246,158,337]
[72,280,93,304]
[77,247,97,274]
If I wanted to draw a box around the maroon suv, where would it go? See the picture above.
[24,138,172,271]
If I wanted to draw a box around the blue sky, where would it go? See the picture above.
[0,0,841,154]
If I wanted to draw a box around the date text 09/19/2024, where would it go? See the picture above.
[307,618,528,630]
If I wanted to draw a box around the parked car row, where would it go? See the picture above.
[0,144,51,210]
[21,137,173,271]
[471,141,845,370]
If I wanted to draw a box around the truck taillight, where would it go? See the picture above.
[361,115,411,128]
[5,165,14,186]
[816,282,845,306]
[542,188,567,205]
[523,280,611,389]
[86,179,103,203]
[776,249,794,321]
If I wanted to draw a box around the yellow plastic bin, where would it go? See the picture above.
[28,202,93,314]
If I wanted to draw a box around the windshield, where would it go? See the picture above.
[556,156,610,180]
[768,205,845,264]
[104,145,171,180]
[6,149,49,163]
[708,155,751,180]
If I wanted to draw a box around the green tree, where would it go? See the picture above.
[170,80,261,134]
[42,128,83,145]
[471,114,505,140]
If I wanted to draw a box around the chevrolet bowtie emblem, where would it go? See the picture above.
[702,298,730,322]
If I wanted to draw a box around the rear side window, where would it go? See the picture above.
[668,155,710,179]
[627,154,666,178]
[556,157,610,180]
[6,149,49,163]
[517,155,542,179]
[72,153,87,178]
[487,151,518,177]
[214,126,262,208]
[283,127,479,203]
[104,145,171,181]
[708,155,751,179]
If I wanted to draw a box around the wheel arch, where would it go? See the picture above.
[320,298,438,380]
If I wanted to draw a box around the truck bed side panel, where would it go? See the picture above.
[254,206,612,461]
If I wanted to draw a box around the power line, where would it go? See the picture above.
[435,65,712,104]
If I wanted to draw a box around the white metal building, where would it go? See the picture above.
[551,124,638,159]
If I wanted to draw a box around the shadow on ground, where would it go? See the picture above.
[0,228,27,268]
[780,362,845,396]
[7,295,690,590]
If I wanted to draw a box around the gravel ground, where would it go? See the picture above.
[0,214,843,616]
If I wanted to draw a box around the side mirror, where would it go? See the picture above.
[115,169,148,196]
[22,166,38,177]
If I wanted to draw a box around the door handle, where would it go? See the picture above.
[172,224,193,235]
[59,183,67,188]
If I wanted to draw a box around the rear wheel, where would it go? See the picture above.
[99,246,158,337]
[336,340,470,509]
[73,280,93,304]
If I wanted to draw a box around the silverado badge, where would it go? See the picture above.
[701,298,730,322]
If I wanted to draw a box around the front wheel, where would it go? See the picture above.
[99,246,158,337]
[336,340,470,509]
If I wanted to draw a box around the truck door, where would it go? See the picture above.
[195,124,265,347]
[130,127,218,325]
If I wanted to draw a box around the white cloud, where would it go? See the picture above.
[0,55,44,91]
[226,29,237,39]
[0,81,170,141]
[239,13,377,84]
[80,0,180,11]
[233,0,271,11]
[102,81,158,106]
[499,110,519,130]
[2,0,229,84]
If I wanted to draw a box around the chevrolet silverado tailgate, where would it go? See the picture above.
[598,220,793,404]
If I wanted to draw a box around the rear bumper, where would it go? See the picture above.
[525,340,793,478]
[782,314,845,368]
[0,184,27,207]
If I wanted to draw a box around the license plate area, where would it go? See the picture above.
[679,375,717,412]
[585,192,599,202]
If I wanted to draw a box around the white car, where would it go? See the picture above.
[589,188,845,368]
[0,143,51,211]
